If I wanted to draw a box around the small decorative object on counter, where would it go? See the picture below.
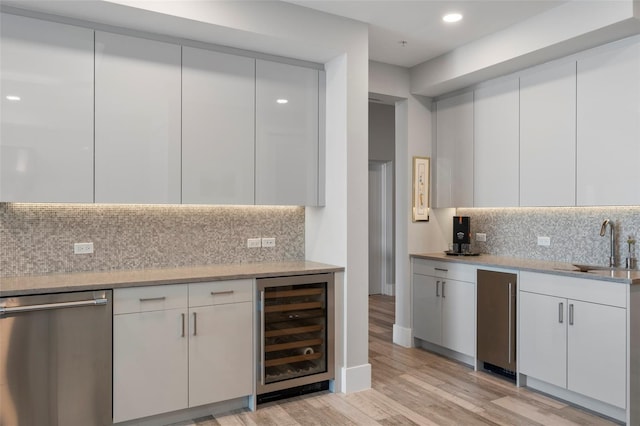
[626,235,637,269]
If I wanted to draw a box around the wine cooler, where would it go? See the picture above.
[257,273,334,401]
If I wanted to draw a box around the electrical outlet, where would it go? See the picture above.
[537,236,551,247]
[476,233,487,242]
[247,238,262,248]
[262,237,276,248]
[74,242,94,254]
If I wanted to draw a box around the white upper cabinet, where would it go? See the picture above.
[577,37,640,206]
[520,60,576,207]
[182,48,255,205]
[255,60,319,206]
[95,31,181,204]
[0,13,94,203]
[474,77,519,207]
[435,91,474,208]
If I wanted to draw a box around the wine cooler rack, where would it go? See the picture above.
[257,273,334,396]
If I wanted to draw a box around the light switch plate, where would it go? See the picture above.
[476,233,487,242]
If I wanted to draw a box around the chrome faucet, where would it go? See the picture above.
[600,219,617,267]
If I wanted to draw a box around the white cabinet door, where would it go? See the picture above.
[519,291,567,389]
[412,273,441,344]
[0,13,94,202]
[520,60,577,207]
[577,39,640,206]
[474,77,519,207]
[567,300,626,408]
[435,91,474,208]
[255,60,319,206]
[441,279,475,357]
[113,309,188,423]
[189,302,253,407]
[182,47,255,205]
[95,31,181,204]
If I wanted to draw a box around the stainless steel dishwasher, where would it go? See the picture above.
[0,290,112,426]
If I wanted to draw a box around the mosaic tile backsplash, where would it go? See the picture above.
[0,203,305,277]
[458,206,640,267]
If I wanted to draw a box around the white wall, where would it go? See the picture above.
[369,61,452,347]
[8,0,371,394]
[411,0,640,96]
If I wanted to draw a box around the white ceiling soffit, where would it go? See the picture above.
[285,0,568,67]
[411,0,640,97]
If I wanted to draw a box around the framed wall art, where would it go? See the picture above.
[412,156,430,222]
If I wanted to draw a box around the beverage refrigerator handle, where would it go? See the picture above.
[508,282,512,364]
[260,290,266,386]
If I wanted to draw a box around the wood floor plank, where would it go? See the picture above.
[492,396,584,426]
[400,373,485,413]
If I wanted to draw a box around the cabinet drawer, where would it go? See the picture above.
[412,259,476,282]
[189,279,253,307]
[520,271,626,308]
[114,285,187,315]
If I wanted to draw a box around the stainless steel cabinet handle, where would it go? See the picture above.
[210,290,234,296]
[0,298,107,315]
[434,267,448,272]
[559,302,564,323]
[442,281,446,298]
[260,290,266,386]
[569,303,574,325]
[139,297,166,302]
[193,312,197,336]
[436,280,440,297]
[508,283,512,364]
[181,313,185,337]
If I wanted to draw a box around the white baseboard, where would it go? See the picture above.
[339,363,372,393]
[392,324,412,348]
[384,282,395,296]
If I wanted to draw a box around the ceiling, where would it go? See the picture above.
[285,0,567,68]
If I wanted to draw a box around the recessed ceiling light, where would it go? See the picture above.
[276,99,288,104]
[6,95,21,101]
[443,13,463,23]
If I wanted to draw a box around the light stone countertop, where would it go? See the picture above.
[0,261,344,297]
[411,252,640,285]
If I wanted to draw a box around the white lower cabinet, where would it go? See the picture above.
[113,281,253,423]
[519,272,627,410]
[412,259,475,358]
[113,307,189,422]
[188,297,253,407]
[412,274,442,344]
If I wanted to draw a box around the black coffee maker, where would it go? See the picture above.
[452,216,470,254]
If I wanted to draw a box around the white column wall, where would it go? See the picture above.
[369,61,452,348]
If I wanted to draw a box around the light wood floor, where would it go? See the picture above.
[181,295,618,425]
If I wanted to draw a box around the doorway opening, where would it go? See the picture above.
[368,100,395,296]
